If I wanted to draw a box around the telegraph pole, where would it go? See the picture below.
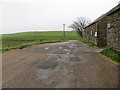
[63,24,65,39]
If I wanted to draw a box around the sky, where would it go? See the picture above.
[0,0,120,34]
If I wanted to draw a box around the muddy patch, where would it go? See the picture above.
[63,46,71,50]
[54,50,67,54]
[15,56,27,62]
[30,47,51,53]
[45,47,50,50]
[69,57,81,62]
[36,61,59,69]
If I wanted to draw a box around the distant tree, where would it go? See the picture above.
[69,17,91,37]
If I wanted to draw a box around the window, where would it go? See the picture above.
[107,23,111,28]
[95,32,97,37]
[91,31,92,36]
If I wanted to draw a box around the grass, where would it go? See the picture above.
[80,39,96,47]
[100,48,120,63]
[1,31,80,51]
[1,40,65,51]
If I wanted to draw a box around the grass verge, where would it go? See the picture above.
[0,40,65,51]
[80,39,96,47]
[100,48,120,63]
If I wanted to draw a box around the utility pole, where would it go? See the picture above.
[63,24,65,39]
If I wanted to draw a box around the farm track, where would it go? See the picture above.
[2,40,118,88]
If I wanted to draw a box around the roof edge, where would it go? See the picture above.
[85,4,120,29]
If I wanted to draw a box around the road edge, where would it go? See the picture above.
[99,54,119,65]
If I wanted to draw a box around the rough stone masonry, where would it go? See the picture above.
[84,4,120,51]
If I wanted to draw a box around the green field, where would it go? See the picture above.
[1,31,80,49]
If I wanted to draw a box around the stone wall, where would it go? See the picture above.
[84,5,120,51]
[106,9,120,51]
[83,23,97,44]
[97,18,107,47]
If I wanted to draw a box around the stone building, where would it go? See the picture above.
[83,4,120,51]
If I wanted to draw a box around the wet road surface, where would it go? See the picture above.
[2,40,118,88]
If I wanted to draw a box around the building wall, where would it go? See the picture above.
[97,18,107,47]
[106,9,120,51]
[84,6,120,50]
[83,23,97,44]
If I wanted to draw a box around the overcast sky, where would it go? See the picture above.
[1,0,120,34]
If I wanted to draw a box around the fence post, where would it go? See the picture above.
[63,24,66,39]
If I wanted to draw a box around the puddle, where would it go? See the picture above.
[63,49,70,52]
[54,50,67,54]
[45,47,50,50]
[63,46,71,50]
[31,48,47,52]
[36,61,59,69]
[59,47,63,49]
[69,57,81,62]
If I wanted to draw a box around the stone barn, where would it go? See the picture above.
[83,4,120,51]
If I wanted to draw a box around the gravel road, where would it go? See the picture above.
[2,40,119,88]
